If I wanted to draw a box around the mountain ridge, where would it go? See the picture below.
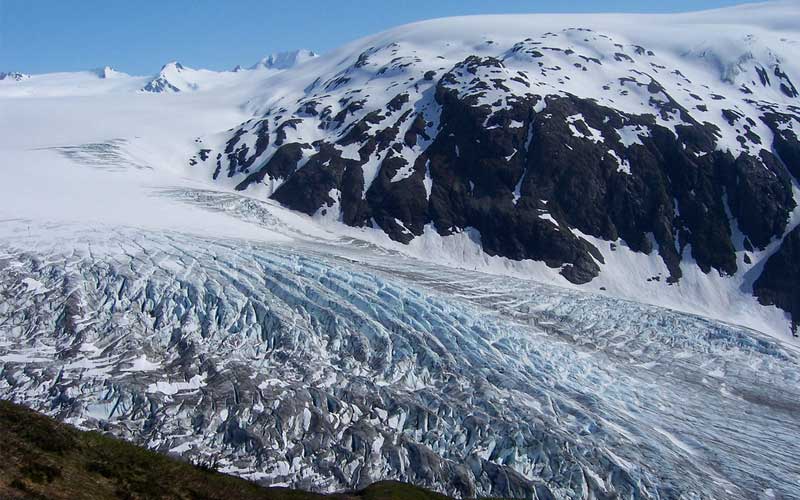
[0,49,317,95]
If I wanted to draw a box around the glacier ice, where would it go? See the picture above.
[1,221,798,499]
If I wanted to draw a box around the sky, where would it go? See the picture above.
[0,0,762,75]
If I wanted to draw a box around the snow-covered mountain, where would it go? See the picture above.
[0,51,315,96]
[139,51,317,93]
[93,65,127,79]
[141,61,202,93]
[0,71,30,81]
[1,3,800,500]
[192,1,800,339]
[250,49,318,70]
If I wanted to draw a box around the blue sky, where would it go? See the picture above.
[1,0,757,75]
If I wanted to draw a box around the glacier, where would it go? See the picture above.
[1,212,799,498]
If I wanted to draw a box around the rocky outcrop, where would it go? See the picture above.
[754,226,800,335]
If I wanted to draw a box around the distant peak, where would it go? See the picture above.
[141,61,197,93]
[161,61,186,72]
[250,49,317,70]
[0,71,30,82]
[94,66,127,79]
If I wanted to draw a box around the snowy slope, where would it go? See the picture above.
[1,2,800,499]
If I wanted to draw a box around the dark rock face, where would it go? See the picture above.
[754,226,800,334]
[235,143,308,191]
[366,155,429,244]
[195,42,800,328]
[521,96,688,280]
[762,111,800,181]
[426,58,605,283]
[722,150,794,249]
[272,144,358,217]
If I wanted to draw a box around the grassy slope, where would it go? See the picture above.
[0,400,456,500]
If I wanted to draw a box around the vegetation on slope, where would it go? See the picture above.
[0,400,456,500]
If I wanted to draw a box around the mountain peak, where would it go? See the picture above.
[141,61,195,93]
[250,49,317,70]
[93,66,127,79]
[161,61,186,72]
[0,71,30,82]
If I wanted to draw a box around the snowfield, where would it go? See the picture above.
[1,2,800,499]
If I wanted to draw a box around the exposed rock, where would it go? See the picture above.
[754,226,800,335]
